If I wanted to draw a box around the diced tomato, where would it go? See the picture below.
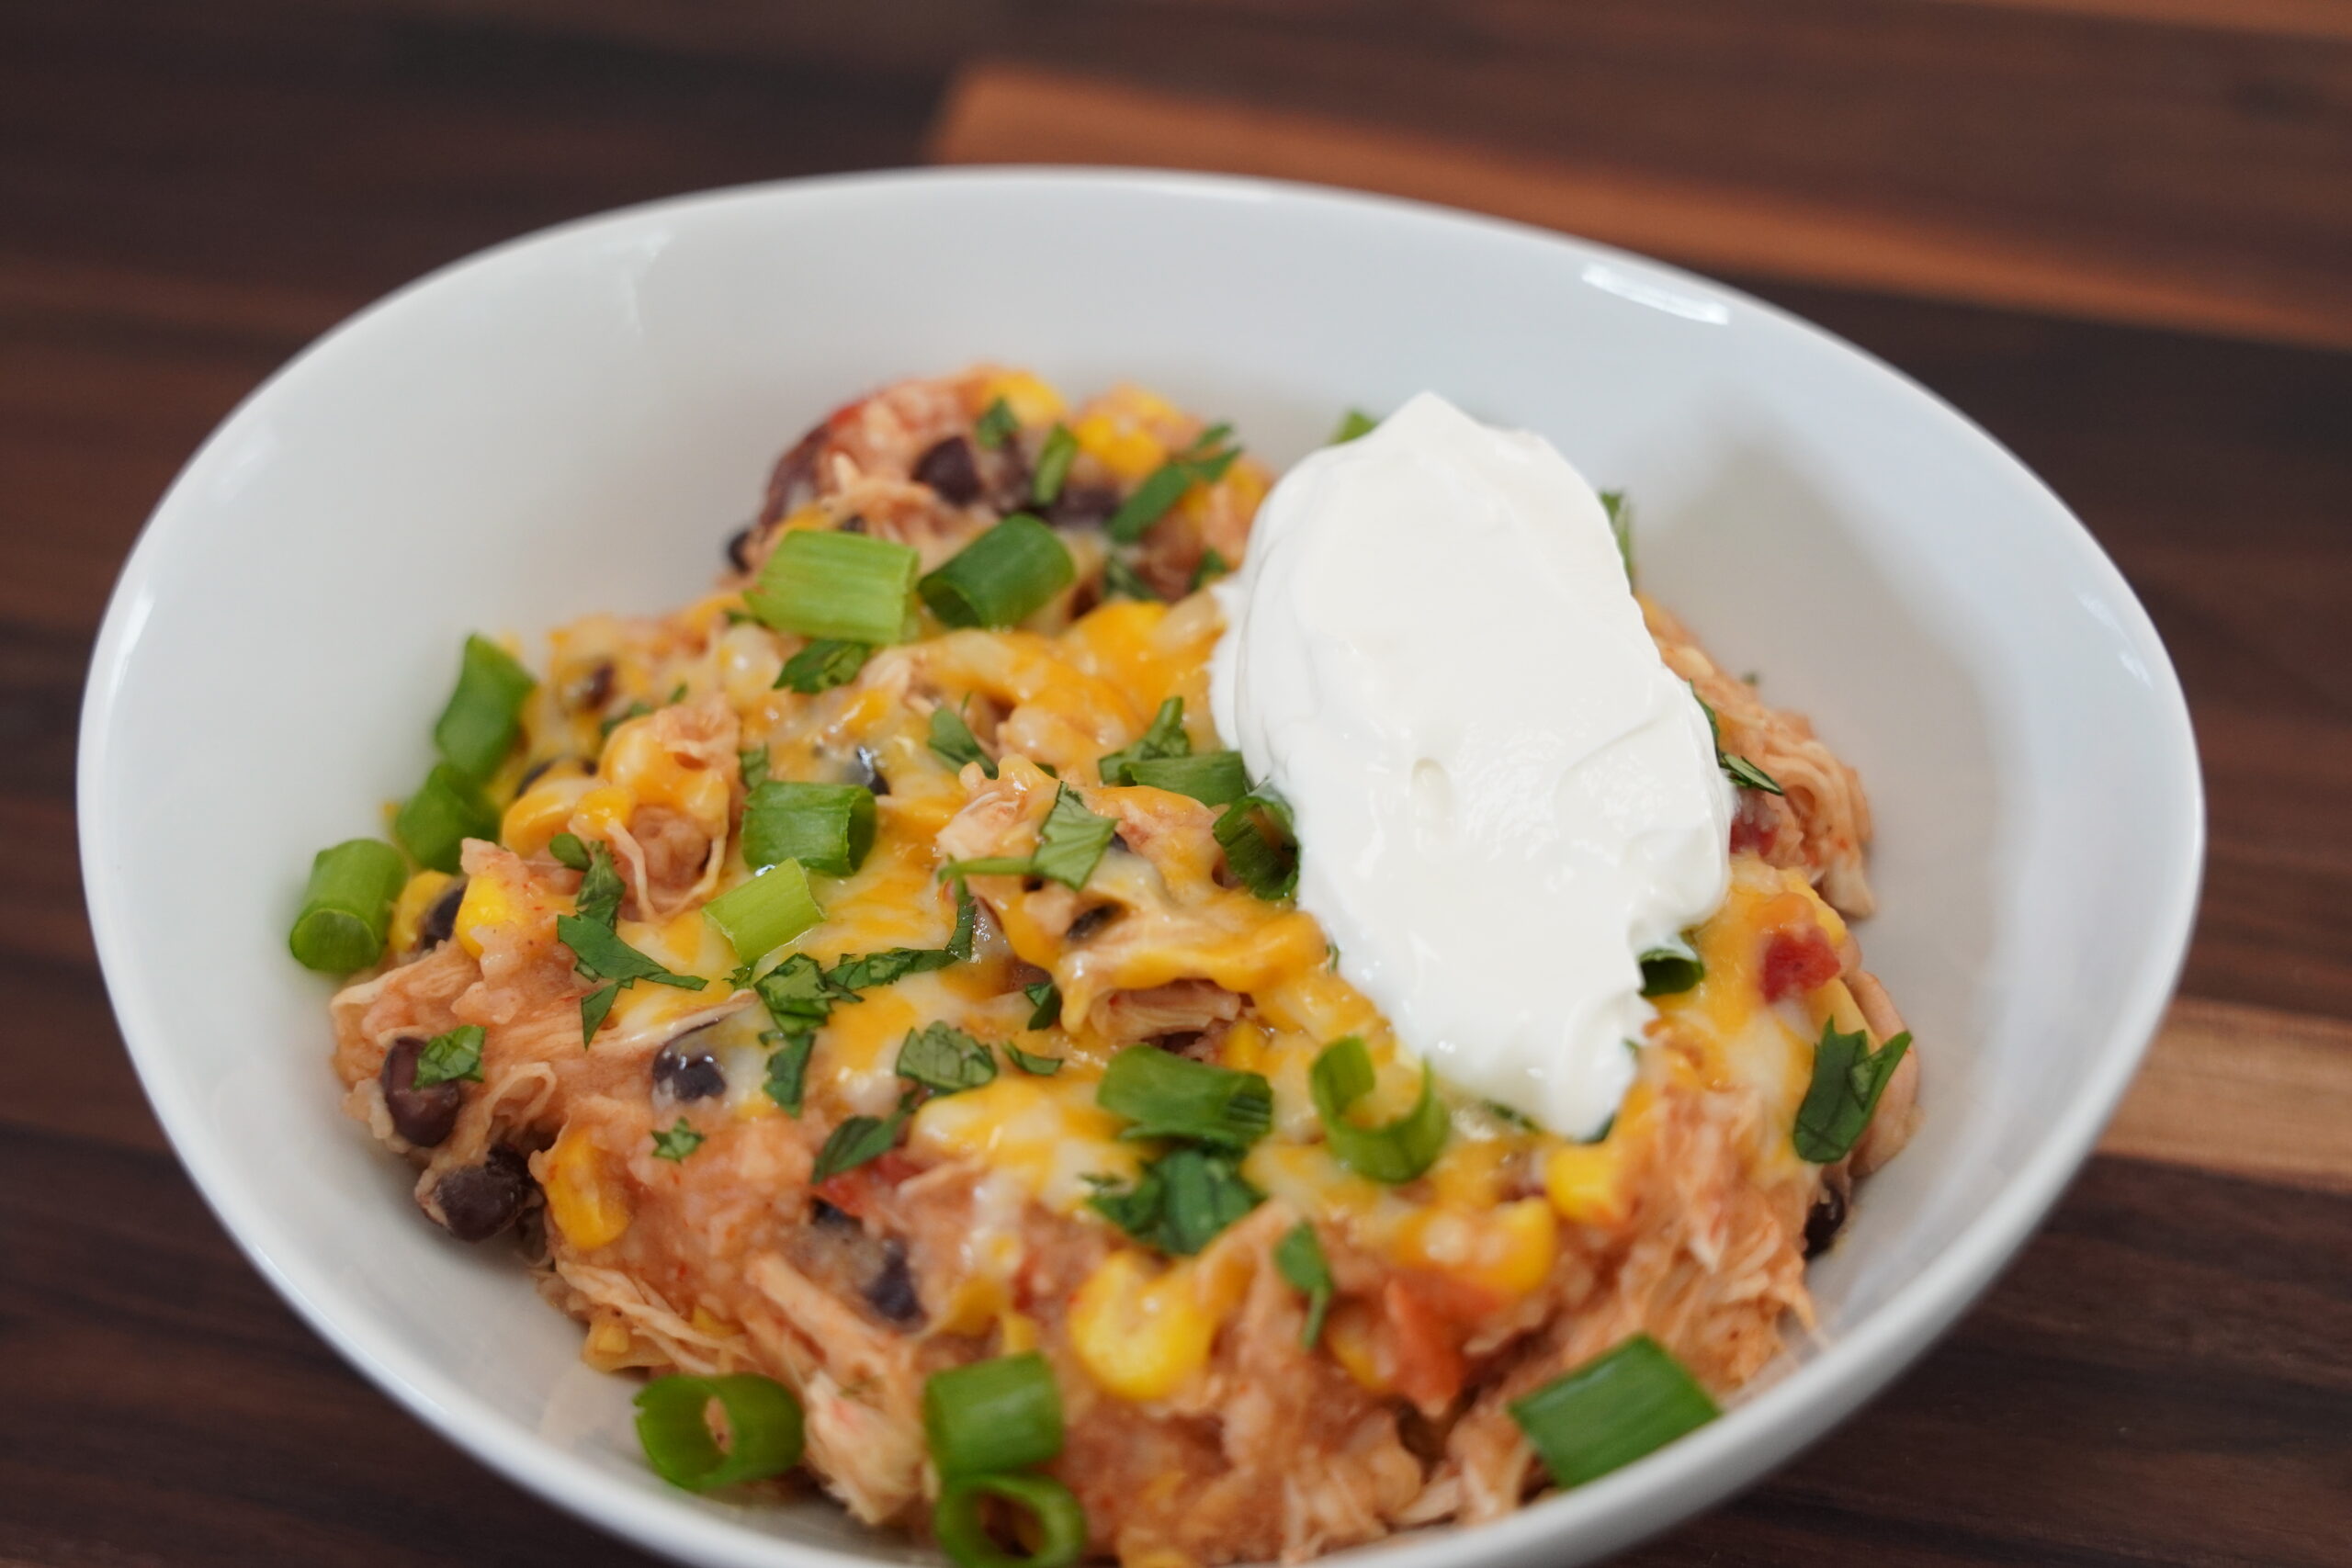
[810,1151,922,1217]
[1729,790,1781,856]
[1382,1277,1467,1413]
[1760,925,1842,1002]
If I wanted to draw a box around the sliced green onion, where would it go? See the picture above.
[702,861,823,964]
[394,763,499,874]
[1096,697,1189,785]
[1792,1020,1914,1164]
[1097,1046,1272,1149]
[1213,789,1298,901]
[650,1116,705,1161]
[1638,941,1703,998]
[933,1472,1088,1568]
[929,704,998,779]
[775,637,871,694]
[897,1021,997,1096]
[1507,1335,1718,1488]
[633,1372,804,1492]
[1125,752,1249,807]
[742,780,876,876]
[812,1098,911,1181]
[738,746,770,787]
[1032,424,1078,506]
[764,1032,814,1114]
[1274,1221,1334,1347]
[924,1351,1063,1479]
[1006,1041,1062,1076]
[288,838,406,974]
[1030,785,1117,890]
[974,396,1020,450]
[745,529,920,646]
[1309,1037,1448,1183]
[920,514,1076,629]
[1600,490,1634,585]
[412,1024,485,1088]
[1331,409,1378,444]
[433,634,537,782]
[1104,464,1194,544]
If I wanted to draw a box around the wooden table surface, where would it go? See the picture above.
[6,2,2347,1564]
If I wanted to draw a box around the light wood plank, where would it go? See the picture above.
[2104,996,2352,1192]
[930,62,2352,353]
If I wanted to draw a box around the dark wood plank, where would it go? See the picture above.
[6,1118,2345,1566]
[933,62,2352,351]
[272,0,2352,349]
[5,6,2350,1567]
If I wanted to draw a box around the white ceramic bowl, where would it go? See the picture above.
[79,170,2201,1568]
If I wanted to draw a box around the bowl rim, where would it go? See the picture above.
[78,164,2205,1568]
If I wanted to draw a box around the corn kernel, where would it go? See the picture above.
[453,873,517,959]
[500,771,594,856]
[540,1125,632,1250]
[582,1319,637,1370]
[998,1310,1040,1355]
[1322,1301,1388,1393]
[569,784,638,843]
[1073,411,1168,482]
[387,870,453,955]
[978,370,1067,428]
[1069,1251,1219,1402]
[1544,1142,1631,1228]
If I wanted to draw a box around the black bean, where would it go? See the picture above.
[380,1035,464,1146]
[652,1032,726,1102]
[839,514,868,535]
[415,878,468,952]
[912,435,983,505]
[726,522,758,574]
[1047,482,1120,530]
[568,660,615,714]
[1065,904,1121,943]
[862,1239,924,1327]
[1804,1183,1849,1258]
[515,757,559,793]
[850,745,890,796]
[761,425,826,525]
[434,1147,533,1242]
[810,1197,858,1230]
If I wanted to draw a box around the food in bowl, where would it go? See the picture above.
[288,366,1919,1566]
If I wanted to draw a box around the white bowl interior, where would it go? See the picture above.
[80,172,2199,1568]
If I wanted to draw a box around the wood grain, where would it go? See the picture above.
[2104,998,2352,1191]
[5,2,2352,1564]
[1942,0,2352,43]
[932,61,2352,352]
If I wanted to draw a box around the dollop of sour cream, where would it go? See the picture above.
[1209,392,1732,1139]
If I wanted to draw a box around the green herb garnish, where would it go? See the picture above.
[651,1117,706,1162]
[1792,1020,1913,1164]
[1274,1221,1334,1347]
[896,1021,997,1097]
[775,638,872,694]
[411,1024,486,1088]
[928,704,997,779]
[1088,1146,1261,1256]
